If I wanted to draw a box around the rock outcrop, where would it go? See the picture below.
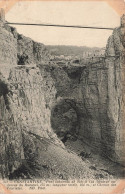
[104,14,125,164]
[17,34,50,65]
[0,10,125,179]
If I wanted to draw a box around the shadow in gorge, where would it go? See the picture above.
[50,99,80,143]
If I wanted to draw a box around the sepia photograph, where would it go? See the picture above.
[0,0,125,193]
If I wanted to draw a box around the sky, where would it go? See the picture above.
[6,1,120,48]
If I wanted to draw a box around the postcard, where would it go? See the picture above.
[0,0,125,193]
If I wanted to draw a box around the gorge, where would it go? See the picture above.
[0,10,125,179]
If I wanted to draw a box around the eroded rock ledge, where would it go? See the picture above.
[0,11,125,179]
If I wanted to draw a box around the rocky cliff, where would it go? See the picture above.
[0,11,125,179]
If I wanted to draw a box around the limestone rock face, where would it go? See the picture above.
[0,24,61,178]
[33,42,50,63]
[38,62,108,152]
[0,23,50,66]
[105,35,115,56]
[0,64,63,178]
[17,35,50,65]
[121,14,125,27]
[104,14,125,164]
[106,15,125,57]
[0,27,17,66]
[17,35,34,65]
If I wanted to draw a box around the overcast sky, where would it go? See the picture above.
[6,1,120,48]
